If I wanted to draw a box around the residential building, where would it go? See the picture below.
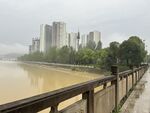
[40,24,52,53]
[32,38,40,52]
[81,34,88,47]
[68,32,78,50]
[52,22,67,48]
[88,31,101,45]
[29,45,33,54]
[76,32,80,51]
[29,38,40,54]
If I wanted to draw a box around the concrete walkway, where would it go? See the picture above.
[121,68,150,113]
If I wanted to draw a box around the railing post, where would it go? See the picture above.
[135,71,137,84]
[137,69,140,81]
[82,90,94,113]
[103,83,107,89]
[50,104,59,113]
[111,65,119,110]
[131,66,134,87]
[126,74,128,97]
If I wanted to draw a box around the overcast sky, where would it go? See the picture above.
[0,0,150,54]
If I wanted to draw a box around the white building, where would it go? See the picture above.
[40,24,52,53]
[68,32,78,51]
[88,31,101,45]
[32,38,40,52]
[52,22,67,48]
[81,34,88,47]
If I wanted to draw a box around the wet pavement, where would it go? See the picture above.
[121,68,150,113]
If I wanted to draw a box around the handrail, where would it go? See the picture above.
[0,64,148,113]
[0,76,115,113]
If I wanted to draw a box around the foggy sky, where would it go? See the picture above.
[0,0,150,54]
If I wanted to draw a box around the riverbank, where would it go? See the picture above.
[20,61,110,75]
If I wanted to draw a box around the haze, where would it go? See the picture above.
[0,0,150,54]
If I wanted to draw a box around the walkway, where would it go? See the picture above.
[121,68,150,113]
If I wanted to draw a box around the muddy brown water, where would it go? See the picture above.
[0,61,102,112]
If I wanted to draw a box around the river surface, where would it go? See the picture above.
[0,61,101,108]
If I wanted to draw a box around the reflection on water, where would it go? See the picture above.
[0,61,101,105]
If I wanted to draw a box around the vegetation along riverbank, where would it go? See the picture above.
[18,36,148,72]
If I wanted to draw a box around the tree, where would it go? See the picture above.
[75,48,95,65]
[18,51,44,61]
[95,42,120,70]
[94,48,109,68]
[86,40,96,50]
[109,41,120,64]
[119,36,146,66]
[96,41,102,50]
[57,46,70,64]
[68,47,76,64]
[45,47,58,63]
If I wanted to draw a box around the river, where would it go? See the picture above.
[0,61,101,111]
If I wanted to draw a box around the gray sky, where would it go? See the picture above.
[0,0,150,54]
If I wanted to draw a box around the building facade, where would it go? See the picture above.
[29,45,32,54]
[81,34,88,47]
[40,24,52,53]
[29,38,40,54]
[88,31,101,45]
[68,32,78,50]
[52,22,67,48]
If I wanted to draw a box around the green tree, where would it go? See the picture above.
[57,46,70,64]
[18,51,44,61]
[68,47,76,64]
[96,41,102,50]
[109,41,120,64]
[86,40,96,50]
[95,42,120,70]
[119,36,146,66]
[75,48,95,65]
[45,47,58,63]
[94,48,109,68]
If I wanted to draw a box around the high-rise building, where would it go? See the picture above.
[40,24,52,53]
[29,45,32,54]
[68,32,78,50]
[29,38,40,54]
[52,22,67,48]
[76,32,80,51]
[81,34,88,47]
[32,38,40,52]
[67,33,71,47]
[88,31,101,45]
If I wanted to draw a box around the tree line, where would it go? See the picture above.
[18,36,147,70]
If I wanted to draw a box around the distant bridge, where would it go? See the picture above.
[0,64,148,113]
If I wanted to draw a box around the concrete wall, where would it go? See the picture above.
[119,78,126,102]
[60,100,87,113]
[94,85,115,113]
[50,66,147,113]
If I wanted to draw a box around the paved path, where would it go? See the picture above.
[121,68,150,113]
